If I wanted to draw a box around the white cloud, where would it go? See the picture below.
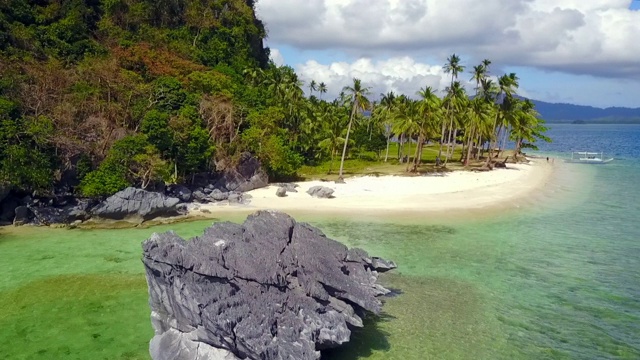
[296,57,478,100]
[269,48,285,67]
[256,0,640,79]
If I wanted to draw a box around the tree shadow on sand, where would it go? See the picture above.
[321,312,395,359]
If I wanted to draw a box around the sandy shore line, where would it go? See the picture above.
[190,158,553,218]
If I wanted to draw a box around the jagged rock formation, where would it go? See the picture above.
[307,186,335,199]
[92,187,181,221]
[142,211,396,360]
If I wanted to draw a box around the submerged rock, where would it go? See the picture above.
[142,211,396,360]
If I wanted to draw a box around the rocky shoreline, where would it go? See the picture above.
[0,152,273,227]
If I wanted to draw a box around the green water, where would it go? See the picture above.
[2,127,640,359]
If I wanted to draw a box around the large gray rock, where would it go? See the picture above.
[210,189,229,202]
[142,211,396,360]
[192,189,210,204]
[92,187,180,221]
[306,186,335,199]
[13,206,31,226]
[215,152,268,193]
[273,183,298,193]
[167,185,192,203]
[275,187,287,197]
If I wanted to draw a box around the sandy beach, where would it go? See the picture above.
[189,158,554,218]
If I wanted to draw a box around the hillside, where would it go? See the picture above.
[531,99,640,123]
[0,0,281,195]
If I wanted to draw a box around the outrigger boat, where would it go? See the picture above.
[565,152,614,164]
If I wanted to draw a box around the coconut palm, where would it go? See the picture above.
[442,81,467,166]
[464,97,493,165]
[316,104,348,173]
[318,82,328,99]
[337,78,371,180]
[416,86,442,167]
[376,91,397,162]
[441,53,465,164]
[486,73,519,164]
[308,80,317,97]
[392,99,423,171]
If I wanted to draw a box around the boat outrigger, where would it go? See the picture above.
[565,152,614,164]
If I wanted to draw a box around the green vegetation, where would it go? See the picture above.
[0,1,550,198]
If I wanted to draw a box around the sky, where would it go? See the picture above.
[255,0,640,108]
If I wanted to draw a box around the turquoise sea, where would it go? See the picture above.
[1,124,639,359]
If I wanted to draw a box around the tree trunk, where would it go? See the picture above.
[486,112,500,165]
[384,133,390,162]
[338,102,358,179]
[412,134,424,172]
[464,125,476,166]
[437,119,446,159]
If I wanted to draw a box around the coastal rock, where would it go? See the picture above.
[214,152,268,192]
[192,189,210,203]
[210,189,229,201]
[276,187,287,197]
[167,185,192,203]
[13,206,31,226]
[273,183,298,193]
[142,211,395,360]
[227,191,250,205]
[92,187,180,221]
[307,186,335,199]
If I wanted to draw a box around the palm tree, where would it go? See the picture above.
[391,99,423,171]
[464,97,492,165]
[318,82,328,99]
[308,80,317,97]
[338,78,371,180]
[377,91,397,162]
[464,61,490,165]
[442,81,467,166]
[316,104,348,173]
[416,86,441,168]
[441,53,465,164]
[486,73,519,165]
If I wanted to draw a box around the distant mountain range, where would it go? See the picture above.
[530,99,640,124]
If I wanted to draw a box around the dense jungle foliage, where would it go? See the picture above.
[0,0,549,197]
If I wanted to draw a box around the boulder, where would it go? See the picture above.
[210,189,229,202]
[307,186,335,199]
[92,187,180,221]
[142,211,396,360]
[13,206,31,226]
[273,183,298,193]
[227,191,249,205]
[276,187,287,197]
[214,152,268,192]
[167,185,192,203]
[191,189,210,203]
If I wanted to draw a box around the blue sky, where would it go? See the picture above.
[257,1,640,108]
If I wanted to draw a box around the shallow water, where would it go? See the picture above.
[1,124,639,359]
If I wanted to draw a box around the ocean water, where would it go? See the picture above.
[1,124,639,359]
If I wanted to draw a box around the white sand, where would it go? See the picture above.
[192,158,553,217]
